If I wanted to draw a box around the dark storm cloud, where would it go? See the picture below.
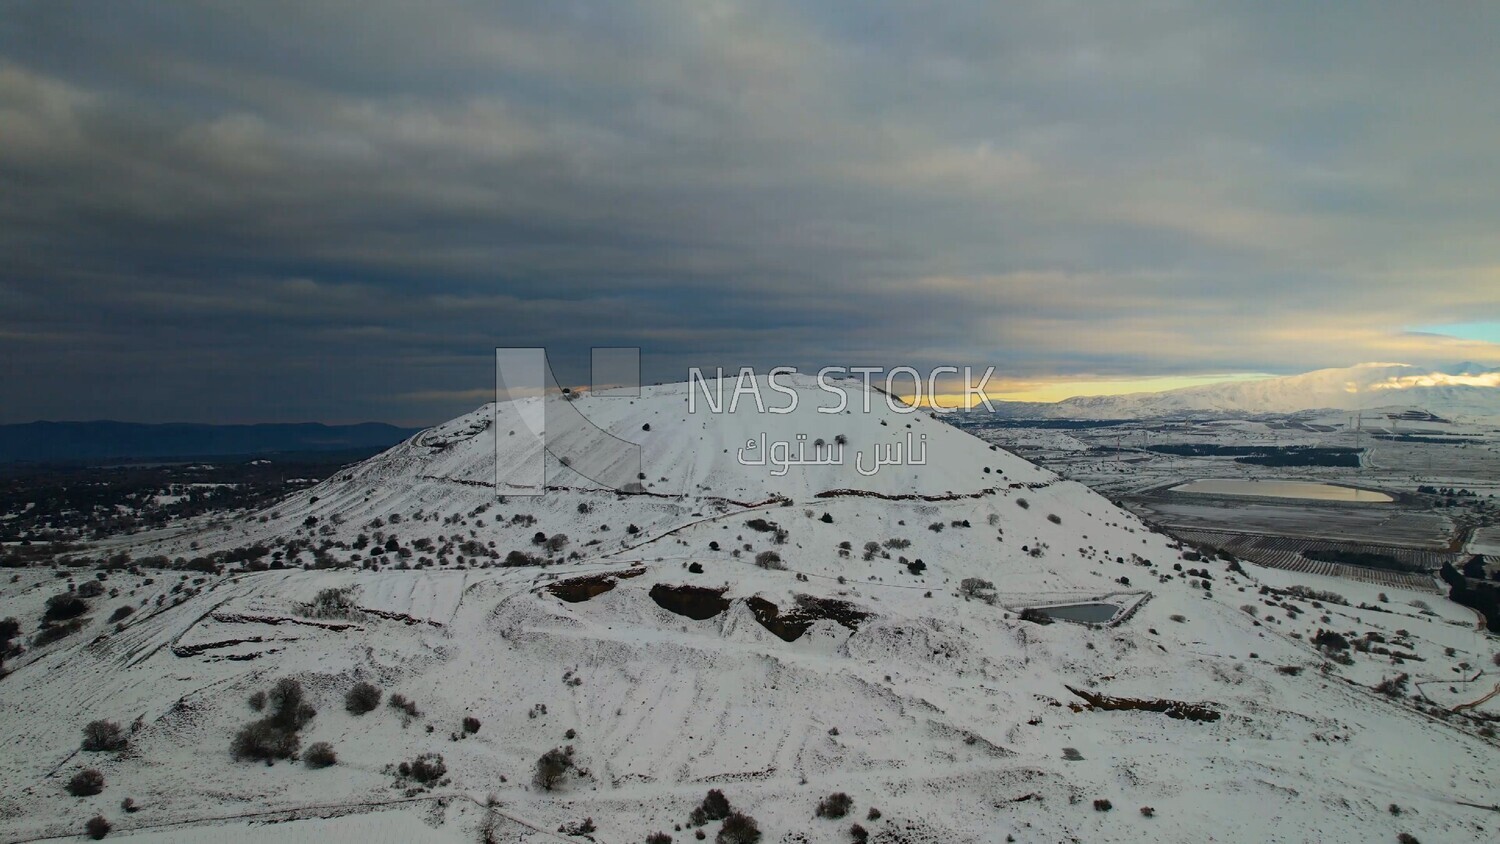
[2,1,1499,422]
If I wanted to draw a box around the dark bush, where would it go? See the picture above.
[647,834,672,844]
[1397,835,1419,844]
[85,814,111,839]
[107,606,134,623]
[866,807,881,821]
[1312,630,1350,652]
[67,769,105,796]
[1047,513,1061,524]
[504,550,542,567]
[463,716,481,734]
[406,752,447,784]
[534,747,573,790]
[693,789,731,824]
[345,682,381,715]
[304,742,337,768]
[389,693,421,718]
[1374,673,1410,697]
[717,812,760,844]
[248,690,267,711]
[850,823,868,842]
[816,792,854,819]
[1140,806,1155,817]
[33,618,86,646]
[753,551,785,570]
[1093,799,1112,812]
[266,678,315,731]
[81,720,128,752]
[45,593,89,622]
[230,720,300,762]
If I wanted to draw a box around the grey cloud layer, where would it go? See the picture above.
[2,1,1498,422]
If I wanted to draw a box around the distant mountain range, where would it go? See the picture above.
[0,421,424,463]
[986,362,1500,420]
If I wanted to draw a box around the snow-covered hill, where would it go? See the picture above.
[992,362,1500,421]
[0,375,1495,843]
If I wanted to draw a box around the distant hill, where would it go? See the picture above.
[986,362,1500,421]
[0,420,424,463]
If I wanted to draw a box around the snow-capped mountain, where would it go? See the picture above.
[0,375,1493,843]
[993,362,1500,420]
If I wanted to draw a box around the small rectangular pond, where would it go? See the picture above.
[1035,602,1121,624]
[1170,479,1392,503]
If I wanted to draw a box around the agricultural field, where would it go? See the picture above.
[970,410,1500,595]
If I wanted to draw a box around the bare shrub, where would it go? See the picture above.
[689,789,731,825]
[717,812,761,844]
[815,792,854,819]
[304,742,337,768]
[753,551,785,570]
[81,720,127,752]
[533,747,574,791]
[67,769,105,796]
[345,682,381,715]
[1374,673,1410,697]
[960,578,995,599]
[402,752,446,785]
[231,720,300,762]
[389,693,421,719]
[301,587,359,619]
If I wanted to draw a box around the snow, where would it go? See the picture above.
[0,375,1494,843]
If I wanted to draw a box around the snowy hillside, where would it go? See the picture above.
[0,375,1495,843]
[992,363,1500,420]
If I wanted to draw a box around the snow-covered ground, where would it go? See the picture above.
[0,376,1495,843]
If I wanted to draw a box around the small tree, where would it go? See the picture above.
[267,678,315,731]
[67,769,105,797]
[463,716,481,734]
[533,747,574,791]
[85,814,111,840]
[717,812,761,844]
[81,720,128,752]
[230,720,299,762]
[345,682,382,715]
[690,789,732,825]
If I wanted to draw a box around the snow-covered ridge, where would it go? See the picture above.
[990,362,1500,420]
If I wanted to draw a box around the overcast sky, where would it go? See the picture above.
[2,1,1499,424]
